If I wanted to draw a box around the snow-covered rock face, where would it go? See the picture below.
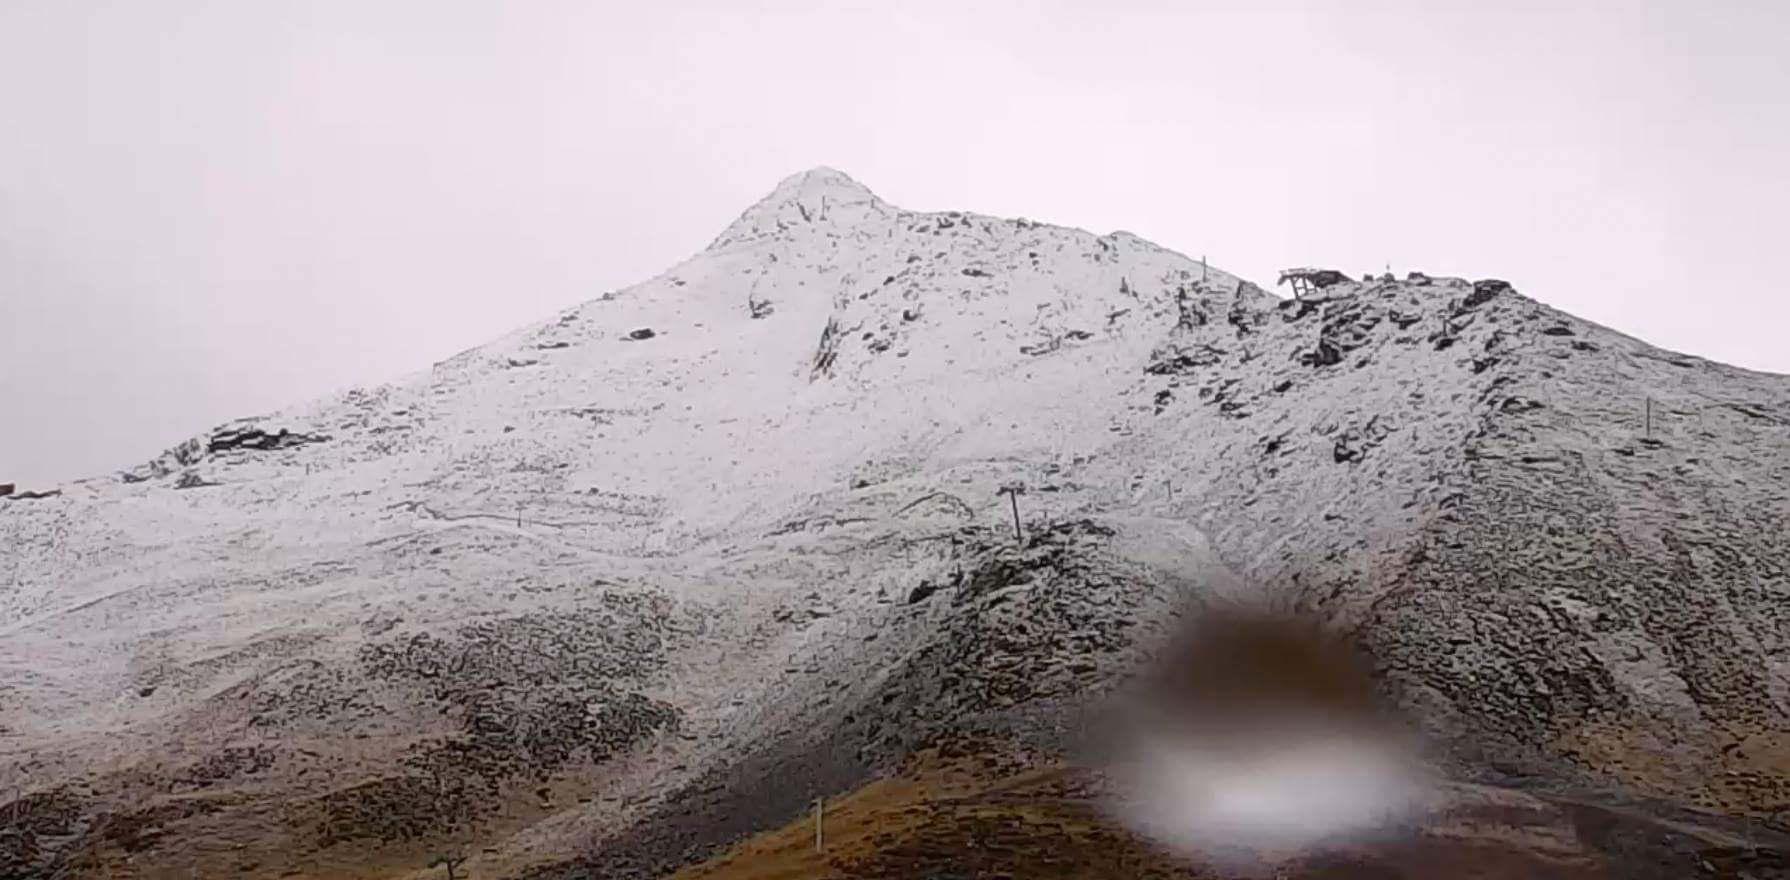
[2,168,1787,878]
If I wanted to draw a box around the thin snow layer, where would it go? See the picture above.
[0,167,1786,875]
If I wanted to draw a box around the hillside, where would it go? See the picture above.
[2,168,1787,879]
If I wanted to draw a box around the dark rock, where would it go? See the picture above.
[907,581,942,604]
[811,318,842,378]
[0,482,11,497]
[1542,325,1576,336]
[174,472,218,490]
[1278,298,1322,322]
[208,427,328,454]
[627,328,657,341]
[961,268,990,278]
[1272,379,1294,393]
[138,686,156,698]
[1145,344,1225,374]
[1300,340,1344,367]
[1205,378,1249,418]
[1407,271,1433,284]
[1226,297,1262,336]
[1173,287,1208,329]
[1464,278,1511,308]
[1332,417,1387,464]
[1152,389,1173,414]
[10,488,61,500]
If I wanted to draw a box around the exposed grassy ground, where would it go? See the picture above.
[669,739,1790,880]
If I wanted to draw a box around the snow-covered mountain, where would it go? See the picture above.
[3,168,1787,878]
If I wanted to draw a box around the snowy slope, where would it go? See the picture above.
[2,168,1786,879]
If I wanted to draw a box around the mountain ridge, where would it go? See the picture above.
[1,169,1786,879]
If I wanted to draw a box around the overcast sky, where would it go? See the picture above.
[3,1,1786,487]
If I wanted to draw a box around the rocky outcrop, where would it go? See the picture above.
[4,488,60,501]
[171,472,218,490]
[207,427,329,454]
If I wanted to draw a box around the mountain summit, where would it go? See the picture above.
[2,171,1787,879]
[709,166,888,250]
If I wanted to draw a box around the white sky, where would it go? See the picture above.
[3,1,1786,487]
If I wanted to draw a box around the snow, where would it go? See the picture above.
[2,167,1787,877]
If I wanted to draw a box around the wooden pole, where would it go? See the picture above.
[814,796,824,852]
[998,487,1024,543]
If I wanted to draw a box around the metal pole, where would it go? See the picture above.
[1007,493,1022,542]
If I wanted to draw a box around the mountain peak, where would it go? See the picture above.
[708,166,889,250]
[769,166,877,200]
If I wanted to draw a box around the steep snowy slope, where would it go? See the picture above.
[2,169,1786,879]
